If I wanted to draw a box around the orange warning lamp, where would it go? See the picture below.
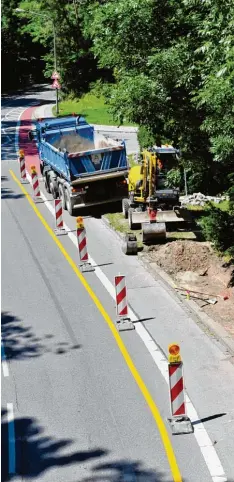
[76,216,84,229]
[19,149,24,158]
[168,343,181,364]
[30,165,36,173]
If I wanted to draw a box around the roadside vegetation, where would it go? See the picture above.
[52,92,137,126]
[2,0,233,257]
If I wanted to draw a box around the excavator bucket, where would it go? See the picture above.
[142,222,166,244]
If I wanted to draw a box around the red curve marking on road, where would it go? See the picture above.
[18,106,40,175]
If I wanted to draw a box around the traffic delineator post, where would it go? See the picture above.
[76,217,94,272]
[30,165,42,202]
[18,150,28,184]
[167,344,193,435]
[114,275,134,331]
[54,199,67,236]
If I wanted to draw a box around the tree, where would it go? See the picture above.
[2,0,45,91]
[83,0,234,194]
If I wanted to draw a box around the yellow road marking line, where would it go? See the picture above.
[10,169,182,482]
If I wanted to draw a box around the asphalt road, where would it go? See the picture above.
[2,85,234,482]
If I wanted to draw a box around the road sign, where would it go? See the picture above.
[52,79,61,89]
[51,71,60,80]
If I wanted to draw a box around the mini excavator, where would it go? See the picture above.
[122,146,190,251]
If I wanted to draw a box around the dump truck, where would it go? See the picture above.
[122,146,190,245]
[29,115,129,215]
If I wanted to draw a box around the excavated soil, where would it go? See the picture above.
[144,241,234,337]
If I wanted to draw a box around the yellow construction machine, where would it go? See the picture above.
[122,146,190,245]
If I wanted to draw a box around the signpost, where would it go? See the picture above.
[51,71,61,115]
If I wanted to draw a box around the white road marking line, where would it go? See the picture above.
[18,109,227,482]
[1,338,9,377]
[7,403,16,474]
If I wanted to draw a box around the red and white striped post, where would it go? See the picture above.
[76,217,94,272]
[54,199,66,235]
[114,275,134,331]
[18,150,28,184]
[30,165,41,201]
[168,344,193,434]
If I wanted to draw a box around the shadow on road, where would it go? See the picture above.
[1,409,174,482]
[80,460,169,481]
[1,311,81,361]
[1,410,107,481]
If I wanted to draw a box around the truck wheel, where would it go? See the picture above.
[122,198,130,219]
[49,177,58,199]
[44,174,50,194]
[59,184,66,210]
[65,188,75,216]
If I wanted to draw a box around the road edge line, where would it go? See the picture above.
[7,402,16,474]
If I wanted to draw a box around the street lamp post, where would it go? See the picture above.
[15,8,59,115]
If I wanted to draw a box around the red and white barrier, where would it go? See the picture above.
[167,344,193,434]
[115,275,128,317]
[114,275,134,331]
[30,165,41,200]
[18,150,27,183]
[54,199,67,235]
[76,217,94,272]
[168,362,185,416]
[55,199,64,229]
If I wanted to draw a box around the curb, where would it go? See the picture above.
[32,104,54,120]
[31,104,138,133]
[91,124,138,133]
[101,215,234,357]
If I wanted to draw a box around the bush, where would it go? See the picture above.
[165,168,182,189]
[200,204,234,254]
[137,126,155,150]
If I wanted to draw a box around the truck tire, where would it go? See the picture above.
[49,176,58,199]
[44,173,51,194]
[64,188,75,216]
[122,198,130,219]
[59,184,66,210]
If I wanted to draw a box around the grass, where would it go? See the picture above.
[104,212,196,245]
[53,93,137,126]
[105,213,143,247]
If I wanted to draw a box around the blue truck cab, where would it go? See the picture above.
[30,115,129,215]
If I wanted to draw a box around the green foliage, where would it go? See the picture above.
[53,92,134,125]
[165,169,182,189]
[1,0,45,91]
[137,126,155,150]
[84,0,234,194]
[200,205,234,254]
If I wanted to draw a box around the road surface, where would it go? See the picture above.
[2,85,234,482]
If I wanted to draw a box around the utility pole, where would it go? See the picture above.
[53,21,59,115]
[184,169,188,196]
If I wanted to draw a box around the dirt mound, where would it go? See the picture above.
[147,240,213,276]
[145,240,234,333]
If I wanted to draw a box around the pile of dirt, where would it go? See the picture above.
[144,240,234,334]
[146,240,213,276]
[52,133,120,153]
